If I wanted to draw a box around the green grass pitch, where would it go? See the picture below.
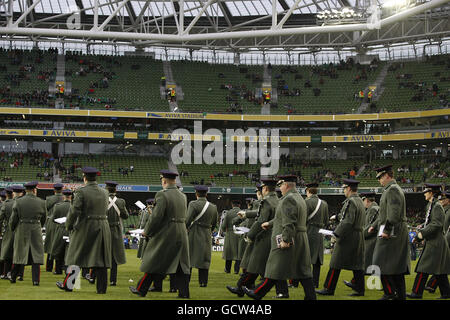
[0,250,440,300]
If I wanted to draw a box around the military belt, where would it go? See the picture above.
[295,226,307,232]
[87,216,107,220]
[353,227,363,231]
[109,221,121,226]
[170,218,186,223]
[193,222,211,228]
[20,219,40,224]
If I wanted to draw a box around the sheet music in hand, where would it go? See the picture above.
[54,217,67,224]
[135,201,146,210]
[318,229,334,236]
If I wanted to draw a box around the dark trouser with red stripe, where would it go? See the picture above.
[381,274,406,299]
[46,254,54,272]
[12,264,40,283]
[135,273,165,296]
[412,273,450,297]
[253,277,316,300]
[323,268,365,294]
[236,271,259,289]
[426,275,438,291]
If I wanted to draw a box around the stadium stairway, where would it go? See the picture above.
[261,64,272,115]
[163,60,182,112]
[357,61,391,113]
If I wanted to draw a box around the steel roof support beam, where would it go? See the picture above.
[12,0,42,28]
[96,0,130,31]
[183,0,215,35]
[1,0,447,43]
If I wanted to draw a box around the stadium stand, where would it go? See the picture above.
[376,54,450,112]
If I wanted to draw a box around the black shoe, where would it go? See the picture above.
[406,293,422,299]
[169,288,177,293]
[0,275,5,279]
[17,276,23,281]
[53,271,63,275]
[378,294,396,300]
[344,280,356,290]
[436,295,450,299]
[349,292,364,297]
[316,288,334,296]
[425,286,436,294]
[234,271,239,274]
[97,291,106,294]
[177,294,190,299]
[224,269,230,274]
[243,286,262,300]
[88,278,95,284]
[129,286,145,297]
[273,293,289,299]
[33,282,39,286]
[110,282,116,286]
[199,283,207,287]
[56,281,72,292]
[10,278,16,284]
[226,285,244,297]
[148,287,162,292]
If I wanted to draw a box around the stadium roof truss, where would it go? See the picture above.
[0,0,449,52]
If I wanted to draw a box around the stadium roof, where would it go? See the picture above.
[0,0,449,52]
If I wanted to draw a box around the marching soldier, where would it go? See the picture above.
[43,183,64,272]
[137,198,153,260]
[105,181,129,286]
[129,170,190,299]
[426,190,450,293]
[227,178,278,297]
[244,175,316,300]
[407,184,450,299]
[235,185,263,285]
[316,179,365,297]
[221,199,242,274]
[49,189,72,274]
[304,182,329,288]
[0,185,24,280]
[370,164,410,300]
[186,185,218,287]
[9,181,46,286]
[56,167,112,294]
[344,192,379,290]
[0,190,7,277]
[0,188,13,279]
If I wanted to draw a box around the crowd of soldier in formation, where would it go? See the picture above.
[0,164,448,300]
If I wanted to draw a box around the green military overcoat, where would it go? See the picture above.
[372,179,410,275]
[140,185,190,275]
[330,194,365,270]
[264,188,312,280]
[43,193,63,253]
[240,199,261,270]
[49,201,71,257]
[245,192,278,276]
[415,199,450,275]
[137,208,150,259]
[186,197,218,269]
[444,204,450,248]
[221,207,241,261]
[306,195,329,265]
[106,193,129,265]
[10,193,46,265]
[0,199,15,260]
[363,202,379,270]
[65,181,112,268]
